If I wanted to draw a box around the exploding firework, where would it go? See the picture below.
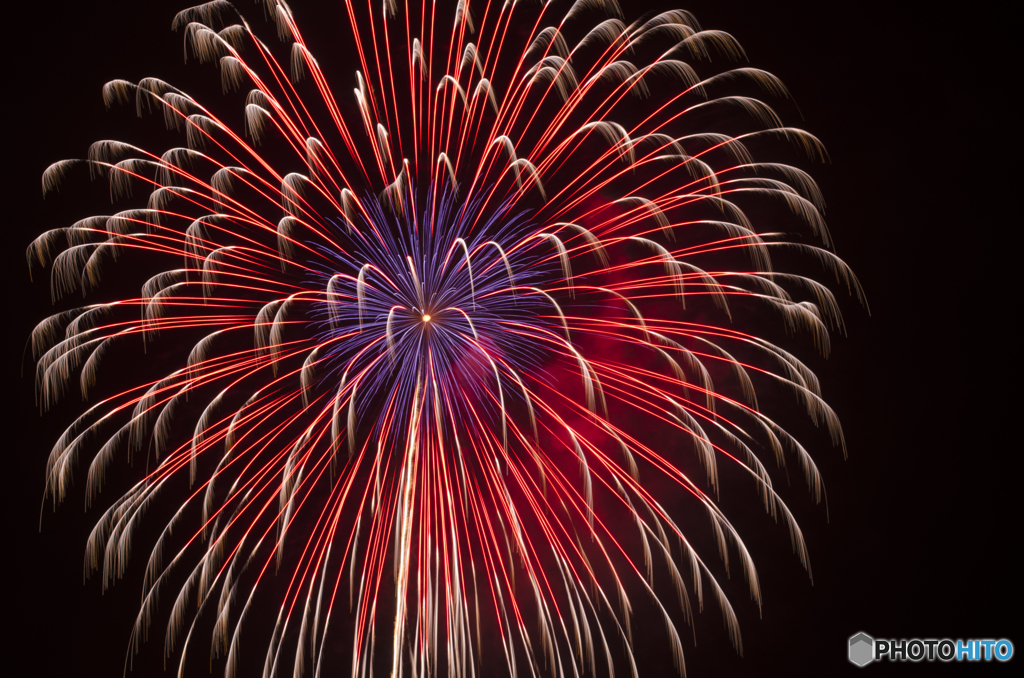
[29,0,863,675]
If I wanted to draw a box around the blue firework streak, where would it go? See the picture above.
[306,186,559,469]
[315,189,547,395]
[28,1,864,676]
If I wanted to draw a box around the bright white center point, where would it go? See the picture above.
[422,314,431,322]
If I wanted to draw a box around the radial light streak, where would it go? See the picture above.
[29,1,864,676]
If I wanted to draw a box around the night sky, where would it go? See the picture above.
[3,1,1012,676]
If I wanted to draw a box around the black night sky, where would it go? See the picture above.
[3,1,1013,677]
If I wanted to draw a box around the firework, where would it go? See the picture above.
[30,0,862,675]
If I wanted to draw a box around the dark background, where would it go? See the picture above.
[3,0,1013,676]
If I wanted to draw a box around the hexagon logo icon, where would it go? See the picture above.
[849,632,874,667]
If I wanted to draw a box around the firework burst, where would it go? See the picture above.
[30,0,863,675]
